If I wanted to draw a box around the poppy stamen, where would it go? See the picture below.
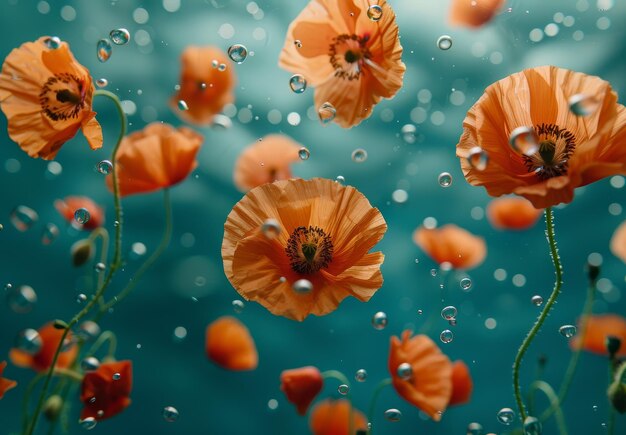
[39,73,86,121]
[523,123,576,180]
[328,34,371,81]
[286,226,333,274]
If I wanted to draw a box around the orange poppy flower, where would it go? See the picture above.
[0,37,102,160]
[54,196,104,230]
[449,0,505,28]
[486,197,543,230]
[0,361,17,399]
[570,314,626,356]
[388,331,453,421]
[107,122,203,197]
[9,322,77,372]
[170,46,235,125]
[449,360,473,406]
[413,224,486,270]
[205,316,258,371]
[80,360,132,420]
[610,220,626,264]
[278,0,405,128]
[234,134,302,192]
[456,66,626,209]
[309,398,368,435]
[222,178,387,321]
[280,366,324,415]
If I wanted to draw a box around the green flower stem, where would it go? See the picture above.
[24,90,127,435]
[607,361,616,435]
[512,207,563,421]
[101,188,172,312]
[22,372,47,433]
[52,368,83,383]
[528,380,568,435]
[322,370,353,435]
[366,378,392,435]
[85,330,117,358]
[87,227,109,310]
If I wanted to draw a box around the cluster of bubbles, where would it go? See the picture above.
[97,28,130,63]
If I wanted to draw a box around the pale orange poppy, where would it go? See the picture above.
[234,134,302,192]
[9,322,78,372]
[170,46,235,125]
[0,361,17,399]
[107,122,203,197]
[457,66,626,209]
[279,0,405,128]
[449,360,473,406]
[486,197,543,230]
[280,366,324,415]
[222,178,387,321]
[610,220,626,264]
[449,0,505,28]
[0,37,102,160]
[205,316,258,371]
[413,224,486,270]
[54,196,104,230]
[309,398,368,435]
[570,314,626,356]
[388,331,453,421]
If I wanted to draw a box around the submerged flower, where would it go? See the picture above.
[279,0,405,128]
[80,360,132,420]
[486,197,543,230]
[170,46,235,125]
[54,196,104,230]
[107,122,203,197]
[309,398,368,435]
[449,0,504,28]
[413,224,486,270]
[457,66,626,208]
[388,331,453,421]
[205,316,258,371]
[449,360,473,406]
[10,322,77,372]
[570,314,626,356]
[610,220,626,264]
[0,361,17,399]
[222,178,387,321]
[280,366,324,415]
[0,37,102,160]
[234,134,302,192]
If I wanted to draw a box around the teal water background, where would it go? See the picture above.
[1,0,625,434]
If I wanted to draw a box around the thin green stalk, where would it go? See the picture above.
[85,331,117,358]
[366,378,392,435]
[607,361,616,435]
[528,380,568,435]
[22,372,47,433]
[322,370,353,435]
[512,207,563,421]
[52,369,82,383]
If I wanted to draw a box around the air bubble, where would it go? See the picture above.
[531,295,543,306]
[509,126,539,156]
[440,329,454,343]
[460,278,472,291]
[467,147,489,171]
[228,44,248,63]
[351,148,368,163]
[10,205,39,231]
[441,306,457,321]
[438,172,452,187]
[396,362,413,380]
[384,408,402,422]
[97,160,113,175]
[437,35,453,50]
[371,311,387,330]
[568,94,599,116]
[355,369,367,382]
[292,279,313,294]
[6,285,37,313]
[109,28,130,45]
[318,102,336,124]
[337,384,349,395]
[497,408,515,425]
[298,147,310,160]
[289,74,307,93]
[163,406,179,422]
[261,219,281,239]
[559,324,577,338]
[367,5,383,21]
[96,39,112,62]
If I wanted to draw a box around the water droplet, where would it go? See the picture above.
[177,100,189,111]
[261,219,281,239]
[41,223,59,245]
[232,299,245,313]
[430,268,437,277]
[79,417,97,430]
[437,35,453,50]
[438,172,453,187]
[218,63,227,71]
[81,356,101,372]
[292,279,313,294]
[96,78,108,88]
[337,384,349,395]
[112,372,121,380]
[109,28,130,45]
[384,408,402,422]
[318,102,336,124]
[559,324,577,338]
[467,147,489,171]
[94,262,106,272]
[6,285,37,313]
[523,416,542,435]
[396,362,413,380]
[401,124,417,143]
[441,306,457,321]
[531,295,543,306]
[96,39,112,63]
[417,309,423,315]
[211,59,219,68]
[76,293,87,304]
[298,147,310,160]
[351,148,368,163]
[44,36,61,49]
[289,74,307,93]
[592,405,598,411]
[163,406,179,422]
[460,277,472,291]
[568,94,599,116]
[294,39,302,48]
[355,369,367,382]
[497,408,515,425]
[77,321,101,341]
[466,422,483,434]
[509,126,539,156]
[15,328,43,354]
[74,208,91,225]
[367,5,383,21]
[228,44,248,63]
[371,311,388,330]
[440,329,454,343]
[335,175,345,184]
[97,160,113,175]
[10,205,39,231]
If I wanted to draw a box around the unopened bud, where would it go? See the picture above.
[608,381,626,414]
[71,239,94,267]
[606,336,622,359]
[43,395,63,421]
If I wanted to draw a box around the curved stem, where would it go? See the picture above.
[85,331,117,358]
[512,207,563,421]
[88,227,109,310]
[52,368,83,383]
[366,378,392,435]
[528,380,568,435]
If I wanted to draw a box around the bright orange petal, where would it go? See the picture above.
[413,224,486,270]
[449,360,473,406]
[570,314,626,356]
[486,197,543,230]
[449,0,505,28]
[0,361,18,399]
[309,398,368,435]
[205,317,258,370]
[280,366,324,415]
[611,220,626,264]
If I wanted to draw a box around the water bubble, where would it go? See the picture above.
[289,74,307,93]
[97,160,113,175]
[441,306,457,321]
[568,94,599,116]
[371,311,388,330]
[523,416,542,435]
[531,295,543,306]
[261,219,281,239]
[232,299,245,313]
[6,285,37,313]
[460,277,472,291]
[41,223,59,245]
[351,148,368,163]
[94,262,106,272]
[298,147,310,160]
[367,5,383,21]
[318,102,336,124]
[355,369,367,382]
[401,124,417,143]
[509,126,539,156]
[292,279,313,294]
[15,329,43,354]
[74,208,91,225]
[10,205,39,231]
[337,384,349,395]
[384,408,402,422]
[109,28,130,45]
[78,321,101,341]
[177,100,189,111]
[497,407,515,425]
[335,175,345,184]
[437,35,453,50]
[467,147,489,171]
[79,417,97,430]
[438,172,452,187]
[112,372,121,381]
[440,329,454,344]
[466,422,483,434]
[227,44,248,63]
[96,78,108,88]
[218,63,227,72]
[592,405,598,411]
[294,40,302,48]
[96,39,112,62]
[430,268,438,277]
[163,406,179,422]
[396,362,413,380]
[44,36,62,49]
[81,356,101,372]
[417,309,423,315]
[211,59,219,68]
[76,293,87,304]
[559,324,577,338]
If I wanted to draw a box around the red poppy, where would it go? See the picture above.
[205,316,258,371]
[280,366,324,415]
[309,398,368,435]
[54,196,104,230]
[80,360,132,420]
[0,361,17,399]
[449,360,473,406]
[9,322,77,372]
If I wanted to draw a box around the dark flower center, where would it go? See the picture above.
[523,124,576,180]
[329,34,371,81]
[285,226,333,274]
[40,73,86,121]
